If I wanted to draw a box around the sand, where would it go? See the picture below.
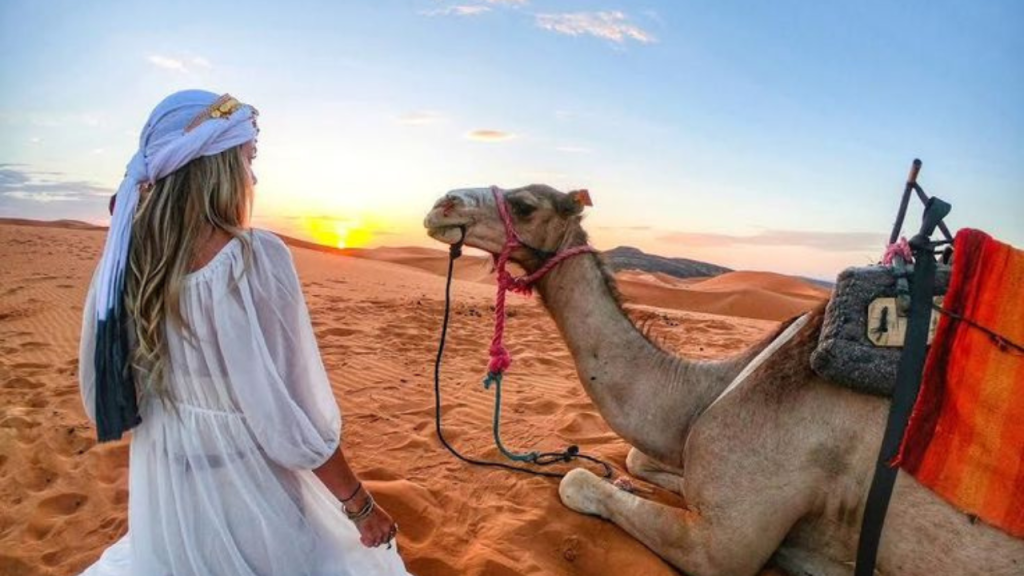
[0,220,826,575]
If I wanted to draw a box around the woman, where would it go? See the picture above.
[78,90,409,576]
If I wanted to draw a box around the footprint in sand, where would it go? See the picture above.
[41,547,72,568]
[17,465,58,492]
[25,396,48,409]
[36,492,88,516]
[50,427,95,457]
[0,415,41,430]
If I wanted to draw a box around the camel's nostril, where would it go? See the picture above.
[441,199,456,217]
[433,195,459,211]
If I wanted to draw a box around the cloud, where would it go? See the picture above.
[466,129,515,142]
[484,0,528,5]
[147,54,212,73]
[0,166,114,204]
[420,5,492,16]
[147,55,188,72]
[535,11,656,44]
[655,230,888,253]
[396,111,447,126]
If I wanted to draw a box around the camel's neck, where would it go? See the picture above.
[533,251,756,465]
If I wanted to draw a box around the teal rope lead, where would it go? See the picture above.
[484,372,540,463]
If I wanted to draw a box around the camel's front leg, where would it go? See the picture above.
[560,468,789,576]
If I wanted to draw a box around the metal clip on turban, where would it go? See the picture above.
[185,94,246,132]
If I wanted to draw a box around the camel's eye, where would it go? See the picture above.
[508,197,537,219]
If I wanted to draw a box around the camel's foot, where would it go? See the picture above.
[626,447,686,495]
[559,468,611,518]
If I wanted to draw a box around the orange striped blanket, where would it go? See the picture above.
[896,228,1024,538]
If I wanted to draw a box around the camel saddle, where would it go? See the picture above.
[811,262,952,397]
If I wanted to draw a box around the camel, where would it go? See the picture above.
[423,185,1023,576]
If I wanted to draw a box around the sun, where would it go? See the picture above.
[303,217,373,249]
[334,223,349,249]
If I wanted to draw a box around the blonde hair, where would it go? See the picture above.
[125,145,253,400]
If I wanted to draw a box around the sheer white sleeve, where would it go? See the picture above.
[230,231,342,469]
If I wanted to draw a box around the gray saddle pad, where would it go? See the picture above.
[811,264,950,396]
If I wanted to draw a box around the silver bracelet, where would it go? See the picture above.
[344,494,375,523]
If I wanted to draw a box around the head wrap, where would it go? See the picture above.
[94,89,258,441]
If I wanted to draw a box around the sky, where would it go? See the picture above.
[1,0,1021,278]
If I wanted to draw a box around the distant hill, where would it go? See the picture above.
[0,218,103,230]
[603,246,731,279]
[800,277,835,290]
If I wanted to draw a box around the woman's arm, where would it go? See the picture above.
[314,446,398,548]
[312,445,361,500]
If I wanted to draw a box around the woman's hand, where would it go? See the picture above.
[354,501,398,549]
[313,448,398,548]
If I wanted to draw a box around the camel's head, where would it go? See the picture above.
[424,184,591,268]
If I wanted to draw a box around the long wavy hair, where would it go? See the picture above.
[125,145,253,401]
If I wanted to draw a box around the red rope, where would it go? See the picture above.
[486,187,596,378]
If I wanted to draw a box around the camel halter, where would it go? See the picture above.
[430,188,611,479]
[485,186,597,383]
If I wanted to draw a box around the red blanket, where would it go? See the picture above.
[896,229,1024,537]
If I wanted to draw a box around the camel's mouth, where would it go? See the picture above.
[424,208,470,245]
[425,224,466,245]
[425,188,491,245]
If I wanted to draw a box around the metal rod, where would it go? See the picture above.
[889,159,923,245]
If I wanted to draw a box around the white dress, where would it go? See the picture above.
[78,229,410,576]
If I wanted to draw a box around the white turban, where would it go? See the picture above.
[96,90,258,320]
[93,89,258,441]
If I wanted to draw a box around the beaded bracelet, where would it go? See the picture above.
[344,494,376,523]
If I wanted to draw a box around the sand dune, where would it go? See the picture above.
[325,242,828,323]
[0,221,808,575]
[618,270,829,322]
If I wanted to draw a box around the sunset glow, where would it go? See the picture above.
[303,217,374,249]
[1,1,1020,279]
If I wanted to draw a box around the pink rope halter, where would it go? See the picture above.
[485,186,596,383]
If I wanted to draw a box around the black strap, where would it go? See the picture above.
[855,197,950,575]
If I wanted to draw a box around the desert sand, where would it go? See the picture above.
[0,220,828,576]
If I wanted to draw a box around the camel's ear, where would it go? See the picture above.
[560,189,593,216]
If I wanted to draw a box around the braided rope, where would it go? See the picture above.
[485,186,596,382]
